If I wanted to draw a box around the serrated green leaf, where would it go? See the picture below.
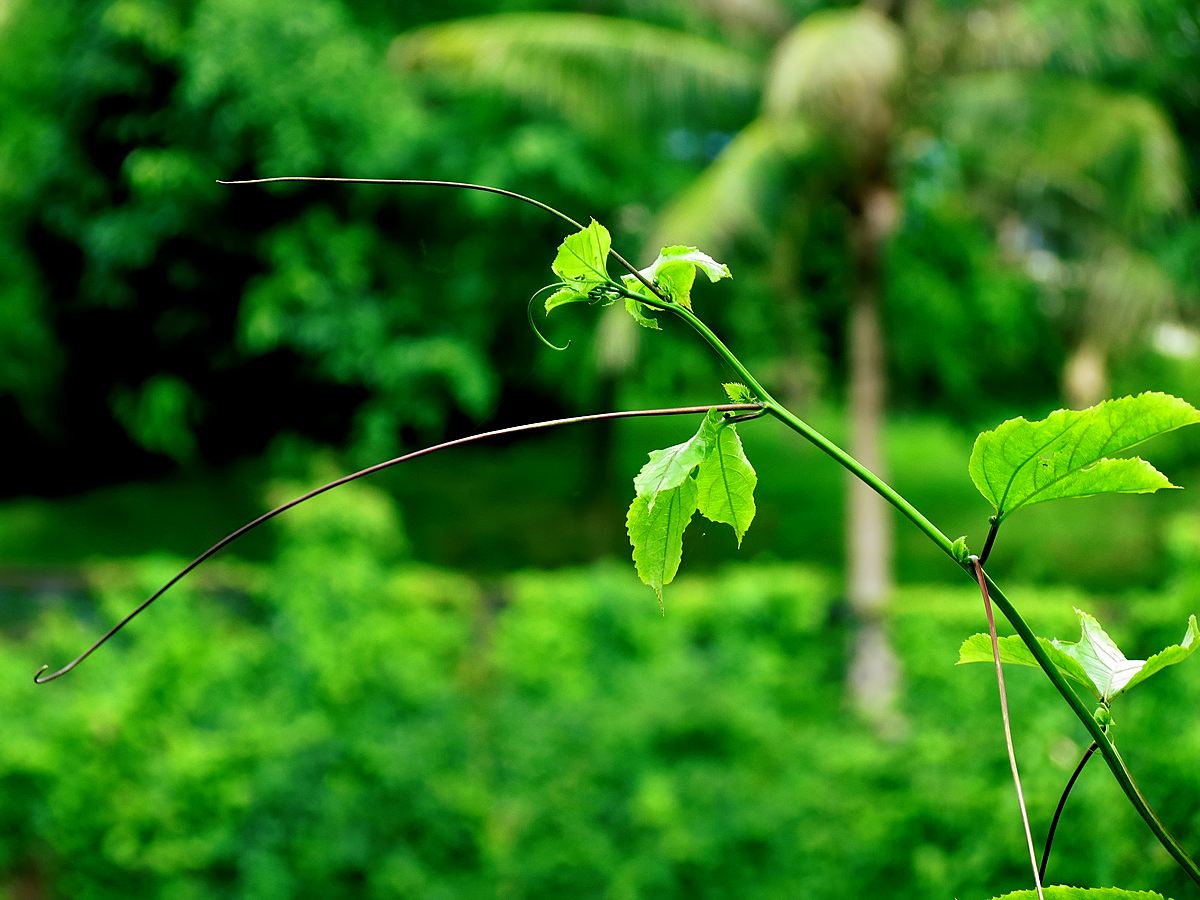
[627,477,699,607]
[551,219,611,285]
[654,245,731,284]
[624,296,661,330]
[990,887,1170,900]
[1124,615,1200,693]
[959,610,1200,702]
[627,245,731,310]
[619,275,662,329]
[544,286,586,313]
[696,423,757,546]
[722,382,754,403]
[969,392,1200,521]
[633,409,722,507]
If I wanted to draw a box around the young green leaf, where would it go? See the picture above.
[544,285,585,313]
[627,245,731,311]
[551,218,611,285]
[969,392,1200,522]
[633,409,722,507]
[627,477,699,608]
[1119,614,1198,694]
[695,423,757,546]
[959,609,1200,703]
[722,382,755,403]
[990,888,1170,900]
[623,294,661,330]
[950,535,971,564]
[959,633,1095,694]
[960,632,1103,697]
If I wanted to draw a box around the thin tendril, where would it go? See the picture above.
[526,284,573,351]
[1039,740,1098,882]
[721,409,768,426]
[971,555,1045,900]
[33,403,762,685]
[217,177,670,303]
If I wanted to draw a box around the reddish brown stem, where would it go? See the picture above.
[34,403,760,684]
[971,555,1044,900]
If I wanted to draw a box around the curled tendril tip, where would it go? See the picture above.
[526,285,572,351]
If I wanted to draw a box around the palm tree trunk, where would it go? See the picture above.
[1063,337,1109,409]
[845,183,900,731]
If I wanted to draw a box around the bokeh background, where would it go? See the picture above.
[2,0,1200,897]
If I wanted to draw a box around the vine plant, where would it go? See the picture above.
[32,178,1200,900]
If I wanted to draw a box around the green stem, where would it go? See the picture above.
[614,285,955,556]
[984,574,1200,884]
[640,289,1200,887]
[228,179,1199,885]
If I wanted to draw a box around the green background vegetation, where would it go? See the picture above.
[1,0,1199,896]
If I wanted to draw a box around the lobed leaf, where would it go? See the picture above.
[1058,609,1145,700]
[968,392,1200,522]
[626,408,760,605]
[695,424,757,546]
[648,246,731,310]
[627,245,731,311]
[633,409,722,507]
[627,477,698,608]
[990,888,1170,900]
[619,275,662,330]
[958,633,1095,696]
[959,609,1200,703]
[1122,614,1199,694]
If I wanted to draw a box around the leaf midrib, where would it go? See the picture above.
[995,416,1087,515]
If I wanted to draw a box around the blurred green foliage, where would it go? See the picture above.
[4,482,1200,897]
[2,0,1200,895]
[0,0,707,481]
[2,0,1197,489]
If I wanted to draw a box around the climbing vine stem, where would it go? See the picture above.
[619,279,1200,887]
[216,177,1200,886]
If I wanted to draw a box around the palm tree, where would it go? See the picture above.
[392,1,1191,726]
